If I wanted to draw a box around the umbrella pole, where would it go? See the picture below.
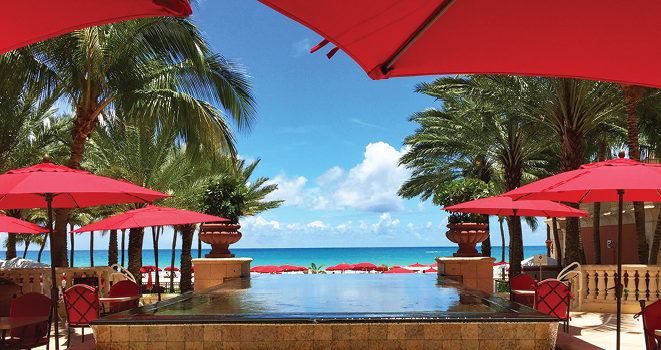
[616,189,624,350]
[153,226,161,302]
[46,194,59,350]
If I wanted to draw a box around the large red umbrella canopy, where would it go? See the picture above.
[279,264,301,272]
[0,162,172,209]
[385,267,416,274]
[352,262,377,271]
[258,0,661,88]
[164,266,180,272]
[1,0,192,55]
[259,265,284,274]
[504,157,661,203]
[0,214,48,234]
[443,195,590,217]
[333,263,354,271]
[70,205,227,232]
[502,155,661,349]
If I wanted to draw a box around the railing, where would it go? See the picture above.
[580,264,661,313]
[0,266,112,297]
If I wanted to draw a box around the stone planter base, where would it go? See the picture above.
[192,258,252,291]
[436,256,496,293]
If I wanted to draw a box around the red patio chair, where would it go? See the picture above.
[634,299,661,350]
[107,280,140,314]
[509,274,536,307]
[535,279,572,333]
[2,292,52,349]
[63,284,100,347]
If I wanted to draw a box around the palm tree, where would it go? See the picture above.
[400,75,556,276]
[4,17,257,267]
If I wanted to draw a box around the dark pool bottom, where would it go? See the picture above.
[91,274,558,350]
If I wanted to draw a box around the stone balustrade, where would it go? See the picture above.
[0,266,113,297]
[579,264,661,313]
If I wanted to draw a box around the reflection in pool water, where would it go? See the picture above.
[96,273,554,324]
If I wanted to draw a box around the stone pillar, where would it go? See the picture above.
[192,257,252,291]
[436,256,496,293]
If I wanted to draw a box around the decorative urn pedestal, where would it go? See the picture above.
[445,223,489,257]
[194,223,251,291]
[198,223,242,258]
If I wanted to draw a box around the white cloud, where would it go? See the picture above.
[265,173,307,206]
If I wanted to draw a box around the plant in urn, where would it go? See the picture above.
[434,179,492,257]
[199,161,284,258]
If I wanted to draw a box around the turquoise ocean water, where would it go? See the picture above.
[9,246,547,269]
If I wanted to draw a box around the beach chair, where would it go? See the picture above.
[107,280,140,314]
[535,279,572,333]
[509,274,536,307]
[635,299,661,350]
[63,284,100,347]
[2,292,52,349]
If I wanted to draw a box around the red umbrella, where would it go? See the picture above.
[423,268,438,273]
[71,205,226,301]
[334,263,354,271]
[407,263,427,268]
[385,267,416,274]
[279,264,301,272]
[352,262,377,271]
[164,267,180,272]
[259,265,284,274]
[443,195,590,218]
[0,159,171,348]
[390,265,402,269]
[503,154,661,348]
[1,0,192,55]
[373,266,387,272]
[259,0,661,89]
[250,266,264,272]
[0,214,48,234]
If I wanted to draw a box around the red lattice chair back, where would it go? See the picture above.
[63,284,100,347]
[6,292,52,349]
[509,274,536,307]
[535,279,572,333]
[108,280,140,313]
[635,299,661,350]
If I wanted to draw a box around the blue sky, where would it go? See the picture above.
[16,0,545,251]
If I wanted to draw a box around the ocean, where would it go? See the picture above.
[9,246,548,269]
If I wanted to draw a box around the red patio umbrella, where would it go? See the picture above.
[0,214,48,234]
[259,265,284,274]
[503,154,661,349]
[385,267,416,274]
[443,195,590,218]
[1,0,192,55]
[423,268,438,273]
[373,266,387,272]
[0,159,171,349]
[71,204,227,301]
[258,0,661,89]
[352,262,377,271]
[279,264,301,272]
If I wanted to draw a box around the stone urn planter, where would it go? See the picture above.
[199,223,242,258]
[446,223,489,257]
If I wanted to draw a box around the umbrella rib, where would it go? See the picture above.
[578,190,590,204]
[382,0,456,75]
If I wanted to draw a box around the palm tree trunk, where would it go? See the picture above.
[552,218,563,271]
[53,208,69,267]
[499,218,505,262]
[650,209,661,264]
[90,231,94,267]
[198,236,201,259]
[128,227,144,286]
[6,233,17,260]
[37,232,47,262]
[559,124,586,265]
[622,84,649,264]
[507,215,523,277]
[121,229,126,267]
[152,227,161,301]
[170,229,177,292]
[22,240,30,258]
[180,224,195,293]
[481,235,491,257]
[108,229,118,267]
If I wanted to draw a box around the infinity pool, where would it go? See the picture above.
[92,274,558,349]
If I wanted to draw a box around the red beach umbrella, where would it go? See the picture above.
[443,195,590,218]
[503,154,661,348]
[250,266,264,272]
[352,262,377,271]
[423,268,438,273]
[0,158,171,349]
[374,266,387,272]
[1,0,192,55]
[298,266,309,272]
[333,263,354,271]
[325,266,336,271]
[258,0,661,89]
[71,205,227,301]
[0,214,48,234]
[384,267,416,274]
[390,265,402,269]
[279,264,301,272]
[259,265,284,274]
[164,267,180,272]
[407,263,427,268]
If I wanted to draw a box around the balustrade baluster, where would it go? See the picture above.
[595,272,600,298]
[624,271,630,300]
[604,272,609,299]
[646,271,651,301]
[613,272,618,300]
[586,272,590,297]
[635,270,641,300]
[656,272,660,300]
